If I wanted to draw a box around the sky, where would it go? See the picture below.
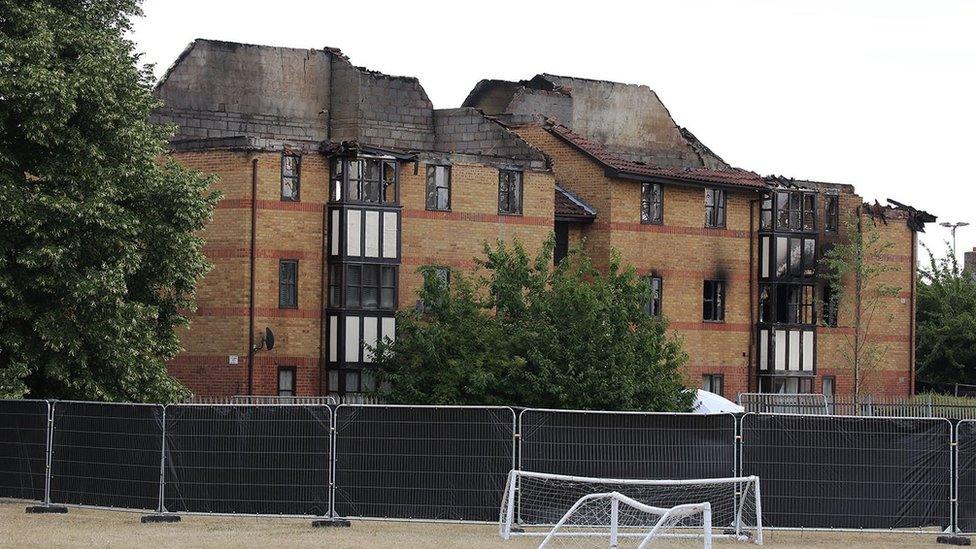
[130,0,976,264]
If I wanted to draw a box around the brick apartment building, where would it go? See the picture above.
[152,39,935,400]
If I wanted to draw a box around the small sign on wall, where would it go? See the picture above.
[229,355,239,365]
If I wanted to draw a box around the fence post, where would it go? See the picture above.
[140,405,179,523]
[44,400,53,506]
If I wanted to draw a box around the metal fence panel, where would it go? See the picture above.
[0,400,49,502]
[163,404,331,516]
[741,413,951,530]
[958,420,976,533]
[333,405,515,521]
[519,409,736,479]
[49,401,164,511]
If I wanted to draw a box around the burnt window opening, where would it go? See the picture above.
[426,165,451,211]
[774,190,817,232]
[281,154,301,202]
[822,283,839,327]
[760,195,773,230]
[825,195,839,233]
[702,374,724,397]
[277,367,296,397]
[703,280,726,322]
[330,158,398,205]
[498,170,523,215]
[641,183,663,224]
[278,259,298,308]
[645,276,663,317]
[774,236,817,278]
[345,264,396,310]
[705,188,726,228]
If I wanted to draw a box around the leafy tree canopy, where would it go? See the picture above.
[916,245,976,386]
[373,239,694,412]
[0,1,218,401]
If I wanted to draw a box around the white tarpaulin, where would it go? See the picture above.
[693,389,744,414]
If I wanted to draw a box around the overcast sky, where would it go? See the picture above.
[131,0,976,264]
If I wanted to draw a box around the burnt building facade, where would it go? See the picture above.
[153,39,933,400]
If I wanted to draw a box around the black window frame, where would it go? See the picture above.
[344,264,397,310]
[702,373,725,397]
[331,157,399,205]
[825,194,839,233]
[277,366,296,397]
[822,375,836,397]
[645,276,662,317]
[760,195,773,230]
[774,190,817,232]
[328,263,342,308]
[426,165,451,211]
[281,153,301,202]
[705,188,726,228]
[641,182,663,224]
[822,282,839,327]
[703,280,726,322]
[498,170,523,215]
[278,259,298,309]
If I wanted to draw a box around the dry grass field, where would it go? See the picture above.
[0,501,953,548]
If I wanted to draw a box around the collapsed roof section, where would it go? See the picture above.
[463,74,730,170]
[151,39,540,164]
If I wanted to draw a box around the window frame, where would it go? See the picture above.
[498,169,523,215]
[702,280,726,322]
[426,165,452,211]
[344,264,397,310]
[640,182,663,225]
[277,366,296,397]
[705,188,727,229]
[822,375,836,397]
[825,194,839,234]
[645,276,663,317]
[702,374,725,397]
[278,259,298,309]
[330,157,399,205]
[281,153,301,202]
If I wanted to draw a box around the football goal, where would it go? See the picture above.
[499,470,762,547]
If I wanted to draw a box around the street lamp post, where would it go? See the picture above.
[940,221,970,257]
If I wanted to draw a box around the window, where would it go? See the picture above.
[498,170,522,215]
[335,158,398,204]
[554,222,569,265]
[277,367,296,397]
[281,154,301,201]
[705,188,726,228]
[760,376,814,394]
[328,264,341,307]
[345,265,396,310]
[433,267,450,287]
[822,375,836,397]
[644,276,662,317]
[775,190,816,231]
[426,165,451,211]
[822,283,839,327]
[641,183,663,224]
[702,374,724,397]
[775,236,816,278]
[703,280,725,322]
[760,195,773,230]
[825,195,839,233]
[279,260,298,308]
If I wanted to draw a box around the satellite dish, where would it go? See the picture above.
[264,327,275,350]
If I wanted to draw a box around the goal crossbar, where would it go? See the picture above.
[499,470,763,545]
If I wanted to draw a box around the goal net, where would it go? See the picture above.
[499,470,762,547]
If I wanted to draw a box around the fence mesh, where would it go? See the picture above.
[0,399,49,502]
[163,404,331,516]
[49,401,164,511]
[333,405,515,521]
[519,410,736,481]
[958,420,976,533]
[741,413,951,530]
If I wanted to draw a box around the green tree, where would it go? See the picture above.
[373,239,694,412]
[915,245,976,386]
[820,212,901,405]
[0,1,219,401]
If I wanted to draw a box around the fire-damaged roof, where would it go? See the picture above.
[555,184,597,222]
[544,121,767,191]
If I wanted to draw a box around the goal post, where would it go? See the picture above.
[499,470,762,545]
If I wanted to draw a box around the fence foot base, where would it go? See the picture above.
[141,514,181,524]
[511,526,525,534]
[312,519,351,528]
[25,505,68,514]
[937,535,971,546]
